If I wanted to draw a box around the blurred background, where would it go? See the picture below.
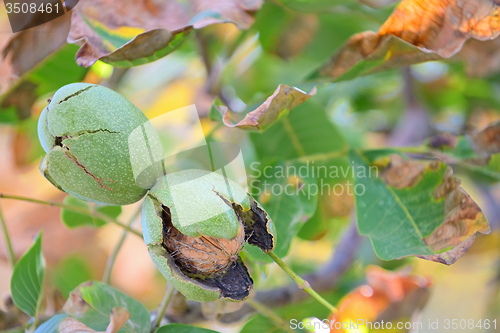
[0,1,499,332]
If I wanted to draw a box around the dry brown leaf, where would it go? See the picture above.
[270,13,319,59]
[68,0,263,66]
[190,0,264,30]
[105,308,131,333]
[456,38,500,77]
[221,85,316,131]
[381,155,490,265]
[427,121,500,169]
[469,120,500,156]
[329,266,431,332]
[317,0,500,80]
[0,14,70,119]
[380,155,428,188]
[1,14,70,77]
[58,307,130,333]
[378,0,500,57]
[59,317,97,333]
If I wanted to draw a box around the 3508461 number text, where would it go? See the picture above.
[5,2,59,14]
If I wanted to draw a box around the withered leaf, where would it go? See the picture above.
[68,0,263,67]
[378,0,500,57]
[428,121,500,182]
[315,0,500,81]
[1,14,70,77]
[351,151,490,265]
[58,307,130,333]
[0,15,86,120]
[329,266,431,329]
[469,121,500,156]
[221,85,316,131]
[455,37,500,77]
[384,155,490,265]
[358,0,399,8]
[63,281,150,333]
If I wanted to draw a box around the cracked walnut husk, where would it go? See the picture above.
[142,170,275,302]
[38,83,162,205]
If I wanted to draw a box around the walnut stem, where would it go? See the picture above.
[0,201,15,267]
[153,283,176,331]
[0,194,143,237]
[267,251,338,314]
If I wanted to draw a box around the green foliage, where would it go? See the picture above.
[350,150,489,263]
[50,255,93,297]
[4,0,500,331]
[60,196,122,228]
[65,281,150,333]
[239,315,289,333]
[351,150,444,259]
[0,44,88,122]
[10,233,44,317]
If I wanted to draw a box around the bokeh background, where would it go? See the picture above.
[0,1,499,332]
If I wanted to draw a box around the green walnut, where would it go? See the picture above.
[142,169,275,302]
[38,83,162,205]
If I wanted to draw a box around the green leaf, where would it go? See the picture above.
[0,107,19,124]
[350,150,490,264]
[427,124,500,183]
[208,97,224,122]
[10,232,45,317]
[35,314,69,333]
[51,256,93,297]
[71,13,193,67]
[239,315,289,333]
[155,324,218,333]
[0,44,88,120]
[60,196,122,228]
[64,281,150,333]
[99,27,193,68]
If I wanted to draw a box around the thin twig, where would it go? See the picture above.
[153,283,176,331]
[0,201,15,267]
[195,31,212,75]
[267,251,338,314]
[246,299,294,333]
[0,194,143,237]
[387,67,434,146]
[292,148,349,163]
[102,205,143,284]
